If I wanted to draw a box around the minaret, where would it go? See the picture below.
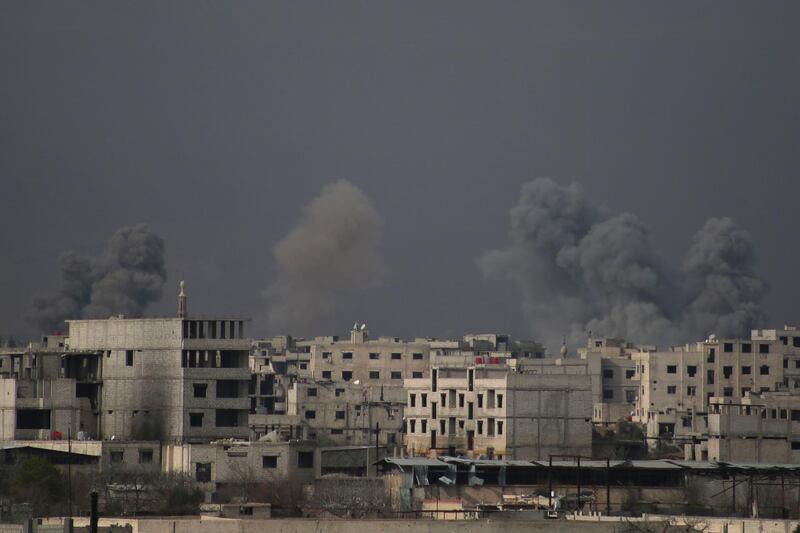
[178,280,187,318]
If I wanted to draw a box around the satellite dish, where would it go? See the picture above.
[353,380,361,385]
[360,323,367,331]
[353,322,359,330]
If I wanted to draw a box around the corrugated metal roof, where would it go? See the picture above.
[440,456,535,467]
[376,457,449,467]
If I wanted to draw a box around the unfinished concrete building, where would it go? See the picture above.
[0,334,101,440]
[65,313,251,442]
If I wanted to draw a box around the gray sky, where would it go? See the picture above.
[1,2,799,344]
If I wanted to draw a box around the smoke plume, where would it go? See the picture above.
[29,224,166,333]
[265,180,384,334]
[479,178,766,350]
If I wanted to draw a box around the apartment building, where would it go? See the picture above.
[578,337,651,426]
[249,379,404,447]
[403,358,592,460]
[304,325,431,385]
[65,314,251,442]
[635,336,785,446]
[696,392,800,463]
[752,327,800,392]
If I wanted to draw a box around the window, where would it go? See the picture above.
[299,363,307,370]
[369,353,380,360]
[603,369,614,379]
[742,387,751,396]
[305,410,316,420]
[667,365,677,374]
[391,353,402,360]
[125,350,134,367]
[193,383,207,398]
[687,386,696,396]
[421,394,427,407]
[190,413,204,427]
[742,343,751,353]
[667,386,676,394]
[687,366,697,377]
[792,442,800,451]
[477,420,483,435]
[780,336,788,345]
[742,366,751,375]
[413,353,423,360]
[760,365,769,376]
[335,388,344,397]
[795,337,800,348]
[335,411,345,420]
[307,388,317,397]
[421,420,427,433]
[322,371,332,379]
[497,394,503,408]
[196,463,211,482]
[110,451,124,464]
[723,366,733,379]
[625,370,635,379]
[497,421,503,435]
[262,455,278,468]
[391,371,402,380]
[723,387,733,397]
[458,393,465,407]
[625,390,637,403]
[603,389,613,400]
[369,371,380,379]
[724,343,733,353]
[410,419,416,433]
[796,360,800,369]
[707,348,716,362]
[410,394,416,407]
[759,343,770,354]
[707,370,714,385]
[341,352,353,360]
[139,449,153,464]
[342,371,353,381]
[298,451,314,468]
[477,394,483,408]
[412,371,423,378]
[792,410,800,422]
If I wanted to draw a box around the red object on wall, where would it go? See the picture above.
[50,430,62,440]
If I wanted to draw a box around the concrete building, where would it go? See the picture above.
[0,335,100,440]
[162,440,319,489]
[578,337,650,427]
[634,335,785,447]
[696,392,800,463]
[249,380,404,447]
[404,358,593,459]
[65,313,251,442]
[304,325,431,385]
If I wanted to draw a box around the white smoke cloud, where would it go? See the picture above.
[265,180,384,335]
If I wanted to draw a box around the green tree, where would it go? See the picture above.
[10,457,65,515]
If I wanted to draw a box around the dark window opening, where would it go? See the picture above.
[262,455,278,468]
[298,451,314,468]
[190,413,204,427]
[193,383,208,398]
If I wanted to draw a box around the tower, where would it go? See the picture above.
[178,280,187,318]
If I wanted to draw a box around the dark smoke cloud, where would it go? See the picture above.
[682,217,767,339]
[28,224,166,333]
[479,178,766,351]
[265,180,384,335]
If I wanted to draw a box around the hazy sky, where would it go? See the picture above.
[1,2,798,345]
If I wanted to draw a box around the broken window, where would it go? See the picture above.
[342,371,353,381]
[369,353,380,360]
[262,455,278,468]
[110,451,124,464]
[322,371,332,379]
[193,383,207,398]
[723,366,733,379]
[190,413,204,427]
[196,463,211,482]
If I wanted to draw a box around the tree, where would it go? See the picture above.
[10,457,65,516]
